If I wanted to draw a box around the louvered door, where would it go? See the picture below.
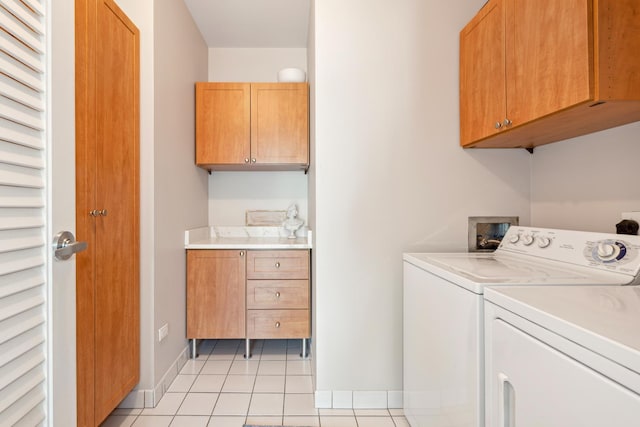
[0,0,50,425]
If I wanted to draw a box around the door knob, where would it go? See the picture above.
[53,231,88,260]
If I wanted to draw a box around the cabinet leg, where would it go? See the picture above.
[300,338,307,358]
[244,338,251,359]
[191,339,197,359]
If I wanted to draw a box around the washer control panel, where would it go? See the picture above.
[587,240,628,263]
[498,226,640,277]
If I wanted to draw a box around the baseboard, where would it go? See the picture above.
[314,390,403,409]
[118,344,190,408]
[117,389,145,409]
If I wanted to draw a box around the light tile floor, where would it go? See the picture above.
[101,339,409,427]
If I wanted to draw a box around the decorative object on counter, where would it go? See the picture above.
[616,219,639,235]
[277,67,306,82]
[246,210,287,226]
[283,204,304,239]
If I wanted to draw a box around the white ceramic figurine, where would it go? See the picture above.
[283,204,304,239]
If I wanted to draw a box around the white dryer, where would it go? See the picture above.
[402,226,640,427]
[484,285,640,427]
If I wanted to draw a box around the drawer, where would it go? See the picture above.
[246,309,310,339]
[247,250,309,280]
[247,280,309,309]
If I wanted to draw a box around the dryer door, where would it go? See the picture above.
[489,319,640,427]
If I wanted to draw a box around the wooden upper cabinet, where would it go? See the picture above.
[460,0,640,149]
[196,82,309,171]
[460,0,507,145]
[195,83,250,165]
[507,0,591,126]
[251,84,309,166]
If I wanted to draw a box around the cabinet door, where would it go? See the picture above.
[196,83,251,166]
[506,0,591,125]
[250,83,309,165]
[187,250,246,338]
[460,0,506,146]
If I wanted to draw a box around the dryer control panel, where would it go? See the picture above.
[499,226,640,279]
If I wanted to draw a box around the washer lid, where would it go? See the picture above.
[403,252,629,294]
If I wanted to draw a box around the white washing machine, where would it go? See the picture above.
[484,285,640,427]
[402,226,640,427]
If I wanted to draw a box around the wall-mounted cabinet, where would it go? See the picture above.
[460,0,640,149]
[195,82,309,171]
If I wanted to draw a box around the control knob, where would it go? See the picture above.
[522,235,534,246]
[509,234,520,244]
[537,236,551,248]
[597,242,620,261]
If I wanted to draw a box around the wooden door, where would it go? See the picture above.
[187,250,246,338]
[196,83,251,166]
[506,0,592,126]
[459,0,507,146]
[75,0,140,425]
[250,83,309,165]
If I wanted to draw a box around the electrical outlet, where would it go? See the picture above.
[158,323,169,342]
[622,212,640,223]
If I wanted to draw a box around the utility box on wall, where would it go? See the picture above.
[468,216,519,252]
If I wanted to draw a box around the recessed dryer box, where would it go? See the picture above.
[468,216,519,252]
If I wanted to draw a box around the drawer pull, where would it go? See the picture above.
[240,251,245,257]
[275,262,280,268]
[275,321,281,328]
[275,291,281,299]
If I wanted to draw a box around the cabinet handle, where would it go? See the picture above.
[251,158,256,163]
[275,291,281,299]
[495,122,503,129]
[503,118,512,127]
[89,209,100,217]
[244,158,249,163]
[99,209,108,216]
[275,321,281,328]
[275,262,280,268]
[239,251,245,257]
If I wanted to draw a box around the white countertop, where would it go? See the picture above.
[185,226,312,249]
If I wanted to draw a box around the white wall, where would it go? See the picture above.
[531,121,640,232]
[311,0,531,401]
[153,0,209,387]
[115,0,209,403]
[207,48,309,226]
[208,47,307,82]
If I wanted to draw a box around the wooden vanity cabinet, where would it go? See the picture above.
[186,249,311,354]
[460,0,640,149]
[195,82,309,171]
[186,250,246,339]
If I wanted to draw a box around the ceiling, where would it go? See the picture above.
[183,0,311,48]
